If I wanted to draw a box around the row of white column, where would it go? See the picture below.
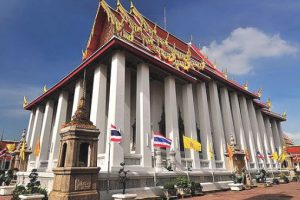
[25,50,285,172]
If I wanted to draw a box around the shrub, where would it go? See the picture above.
[12,169,48,200]
[176,176,189,188]
[163,181,175,190]
[12,185,27,200]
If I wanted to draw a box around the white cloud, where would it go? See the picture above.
[202,27,297,75]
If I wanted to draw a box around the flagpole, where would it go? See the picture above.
[107,141,111,192]
[184,149,190,182]
[151,130,157,186]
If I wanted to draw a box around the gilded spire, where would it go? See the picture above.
[63,69,95,129]
[130,0,134,13]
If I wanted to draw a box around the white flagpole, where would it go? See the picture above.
[152,130,157,186]
[107,141,111,192]
[184,148,190,182]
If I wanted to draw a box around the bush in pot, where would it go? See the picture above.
[12,169,48,200]
[163,181,177,199]
[175,176,191,197]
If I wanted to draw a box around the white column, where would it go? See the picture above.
[48,91,69,170]
[256,110,272,166]
[264,117,276,154]
[277,121,285,147]
[26,109,36,146]
[196,82,215,168]
[264,116,276,168]
[72,79,83,116]
[106,51,125,170]
[271,119,282,155]
[239,96,258,168]
[182,84,200,169]
[164,76,181,166]
[36,100,54,169]
[90,64,107,155]
[29,106,44,162]
[230,92,247,151]
[220,87,235,144]
[135,63,152,168]
[247,100,266,168]
[123,68,131,154]
[208,81,226,165]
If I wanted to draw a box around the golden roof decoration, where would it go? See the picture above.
[257,88,263,98]
[43,85,47,93]
[282,111,287,119]
[243,81,248,91]
[100,0,206,72]
[267,97,272,109]
[222,68,228,79]
[23,96,28,108]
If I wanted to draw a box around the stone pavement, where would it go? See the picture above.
[0,182,299,200]
[186,182,300,200]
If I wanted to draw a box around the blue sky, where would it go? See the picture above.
[0,0,300,144]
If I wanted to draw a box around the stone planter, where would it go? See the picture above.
[19,194,45,200]
[228,183,244,191]
[163,188,177,199]
[112,193,137,200]
[0,185,15,195]
[177,187,191,197]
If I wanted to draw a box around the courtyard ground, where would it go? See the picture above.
[186,182,300,200]
[0,182,299,200]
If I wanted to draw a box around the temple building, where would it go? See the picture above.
[21,0,287,195]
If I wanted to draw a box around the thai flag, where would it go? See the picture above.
[268,152,273,158]
[0,148,6,156]
[110,124,122,143]
[153,133,172,148]
[256,151,264,160]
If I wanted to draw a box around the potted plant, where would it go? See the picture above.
[163,181,177,199]
[175,176,191,197]
[279,173,289,184]
[12,169,47,200]
[190,182,203,196]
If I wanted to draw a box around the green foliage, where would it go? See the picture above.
[175,176,189,188]
[12,185,27,200]
[12,169,48,200]
[163,181,175,190]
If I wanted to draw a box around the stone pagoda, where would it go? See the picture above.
[13,129,32,172]
[49,71,100,200]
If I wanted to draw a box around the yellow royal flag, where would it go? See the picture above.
[20,142,26,161]
[34,138,40,157]
[6,144,16,153]
[183,136,201,151]
[272,152,279,161]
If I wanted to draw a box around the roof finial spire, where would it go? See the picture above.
[63,69,95,129]
[163,6,167,30]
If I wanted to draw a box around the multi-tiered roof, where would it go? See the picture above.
[24,0,286,121]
